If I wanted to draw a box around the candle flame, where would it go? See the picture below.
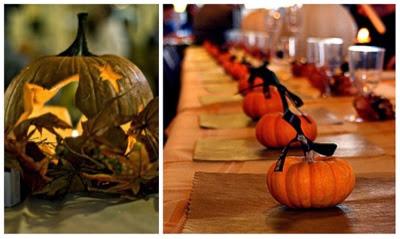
[357,28,371,44]
[272,11,281,20]
[71,129,80,138]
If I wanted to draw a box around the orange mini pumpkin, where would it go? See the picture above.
[255,112,317,148]
[230,62,248,80]
[217,52,231,65]
[238,75,264,95]
[267,156,355,208]
[222,60,233,73]
[242,86,283,120]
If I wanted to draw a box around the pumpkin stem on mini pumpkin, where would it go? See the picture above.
[305,150,315,163]
[58,13,94,57]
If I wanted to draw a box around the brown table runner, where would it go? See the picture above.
[193,134,385,161]
[183,172,394,233]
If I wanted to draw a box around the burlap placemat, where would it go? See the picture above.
[193,134,385,161]
[203,83,237,94]
[199,94,243,106]
[200,74,233,84]
[199,107,342,129]
[200,113,255,129]
[183,172,394,233]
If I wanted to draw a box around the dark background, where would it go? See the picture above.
[4,4,159,96]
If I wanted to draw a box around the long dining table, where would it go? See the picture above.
[163,46,395,233]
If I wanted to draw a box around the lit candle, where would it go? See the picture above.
[357,28,371,44]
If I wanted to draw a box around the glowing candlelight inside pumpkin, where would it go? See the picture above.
[357,28,371,44]
[71,129,80,138]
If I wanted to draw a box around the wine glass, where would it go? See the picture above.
[283,5,302,61]
[285,4,302,35]
[265,8,283,57]
[306,37,321,65]
[320,38,344,74]
[306,38,343,96]
[345,45,385,122]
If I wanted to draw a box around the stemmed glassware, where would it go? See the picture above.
[265,8,283,57]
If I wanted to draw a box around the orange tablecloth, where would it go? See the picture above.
[164,46,395,233]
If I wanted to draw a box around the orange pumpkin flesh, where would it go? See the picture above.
[242,86,284,120]
[256,112,317,148]
[267,156,355,208]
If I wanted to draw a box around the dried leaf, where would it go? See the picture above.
[14,113,71,141]
[82,90,133,137]
[129,97,159,162]
[94,126,128,155]
[33,175,70,198]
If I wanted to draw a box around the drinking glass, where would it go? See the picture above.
[285,4,302,35]
[255,32,272,60]
[346,45,385,122]
[348,45,385,93]
[306,37,321,65]
[265,8,283,56]
[320,38,343,74]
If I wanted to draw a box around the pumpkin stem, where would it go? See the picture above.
[58,13,94,56]
[305,150,315,163]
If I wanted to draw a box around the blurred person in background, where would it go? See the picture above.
[192,4,236,45]
[179,4,198,34]
[163,4,177,36]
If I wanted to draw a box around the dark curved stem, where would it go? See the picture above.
[58,13,94,56]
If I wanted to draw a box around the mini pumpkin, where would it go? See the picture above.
[255,112,317,148]
[242,86,283,120]
[230,62,248,80]
[217,52,231,65]
[267,155,355,208]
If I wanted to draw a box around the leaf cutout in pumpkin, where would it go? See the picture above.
[14,76,79,127]
[96,64,123,93]
[129,97,159,162]
[14,112,72,142]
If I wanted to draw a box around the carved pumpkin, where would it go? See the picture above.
[256,112,317,148]
[242,86,283,120]
[4,13,157,199]
[267,156,355,208]
[5,13,153,132]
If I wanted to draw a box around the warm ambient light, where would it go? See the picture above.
[173,4,187,13]
[71,129,80,138]
[357,28,371,44]
[272,11,281,20]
